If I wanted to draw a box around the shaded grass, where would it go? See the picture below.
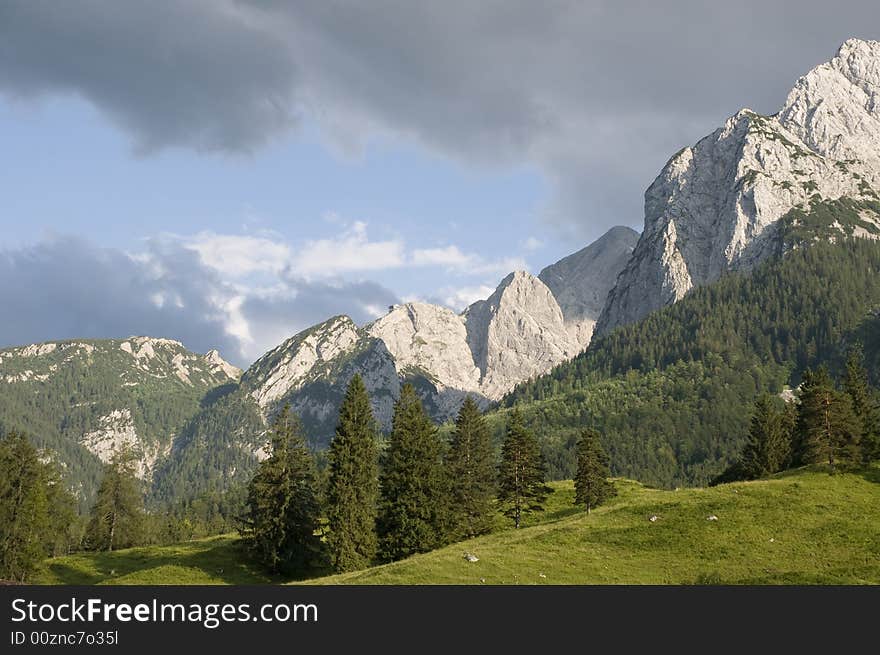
[36,535,274,585]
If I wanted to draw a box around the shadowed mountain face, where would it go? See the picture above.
[596,38,880,336]
[538,225,638,346]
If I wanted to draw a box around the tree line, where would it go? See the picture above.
[240,375,615,575]
[715,344,879,483]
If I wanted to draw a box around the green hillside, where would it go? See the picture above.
[35,466,880,585]
[500,233,880,487]
[0,338,238,508]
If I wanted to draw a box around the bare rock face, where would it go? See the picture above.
[596,38,880,335]
[241,269,594,434]
[244,316,363,410]
[538,226,638,347]
[368,302,481,392]
[240,315,401,432]
[464,271,580,400]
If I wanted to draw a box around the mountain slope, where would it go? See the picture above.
[503,228,880,487]
[597,38,880,335]
[0,337,240,505]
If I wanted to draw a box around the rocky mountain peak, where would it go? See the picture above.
[464,270,579,399]
[204,349,242,381]
[367,302,481,396]
[596,38,880,336]
[538,225,638,347]
[242,315,363,409]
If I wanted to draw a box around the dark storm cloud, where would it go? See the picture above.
[0,237,400,367]
[2,1,879,232]
[0,1,299,152]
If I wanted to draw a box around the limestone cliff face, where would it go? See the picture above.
[241,271,583,432]
[538,225,638,347]
[464,271,580,400]
[596,38,880,335]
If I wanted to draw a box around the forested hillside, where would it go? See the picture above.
[501,229,880,487]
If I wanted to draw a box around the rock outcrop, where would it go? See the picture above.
[240,267,609,432]
[596,38,880,335]
[538,225,638,346]
[464,271,580,399]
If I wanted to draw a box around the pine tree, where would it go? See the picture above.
[446,397,496,539]
[85,449,144,552]
[0,432,50,581]
[498,409,550,528]
[843,343,880,463]
[795,368,862,472]
[573,429,616,513]
[377,384,447,561]
[740,394,792,478]
[326,375,379,572]
[43,463,78,557]
[242,405,322,575]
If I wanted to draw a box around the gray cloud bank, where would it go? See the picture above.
[3,2,879,237]
[0,237,398,367]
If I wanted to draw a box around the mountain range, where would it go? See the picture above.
[2,38,879,504]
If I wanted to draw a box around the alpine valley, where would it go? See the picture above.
[3,38,880,510]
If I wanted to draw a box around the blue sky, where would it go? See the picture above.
[1,2,877,366]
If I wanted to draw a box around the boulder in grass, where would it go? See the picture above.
[707,515,719,521]
[463,552,479,562]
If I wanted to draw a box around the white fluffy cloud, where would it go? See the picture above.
[289,221,406,278]
[180,232,292,276]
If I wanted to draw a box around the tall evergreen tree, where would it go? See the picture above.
[377,384,447,561]
[573,429,616,513]
[843,343,880,463]
[446,397,496,539]
[794,368,862,472]
[242,405,322,574]
[740,394,792,478]
[326,375,379,572]
[0,432,49,581]
[85,449,144,552]
[498,410,550,528]
[42,463,78,557]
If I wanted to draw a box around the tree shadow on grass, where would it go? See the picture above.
[860,465,880,485]
[41,537,329,585]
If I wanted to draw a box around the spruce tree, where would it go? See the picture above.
[242,405,322,575]
[795,368,862,472]
[573,429,616,513]
[326,375,379,572]
[85,449,144,551]
[446,397,496,539]
[498,409,550,528]
[740,394,792,478]
[843,344,880,463]
[377,384,447,561]
[0,432,50,581]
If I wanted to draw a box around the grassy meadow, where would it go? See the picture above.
[35,465,880,585]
